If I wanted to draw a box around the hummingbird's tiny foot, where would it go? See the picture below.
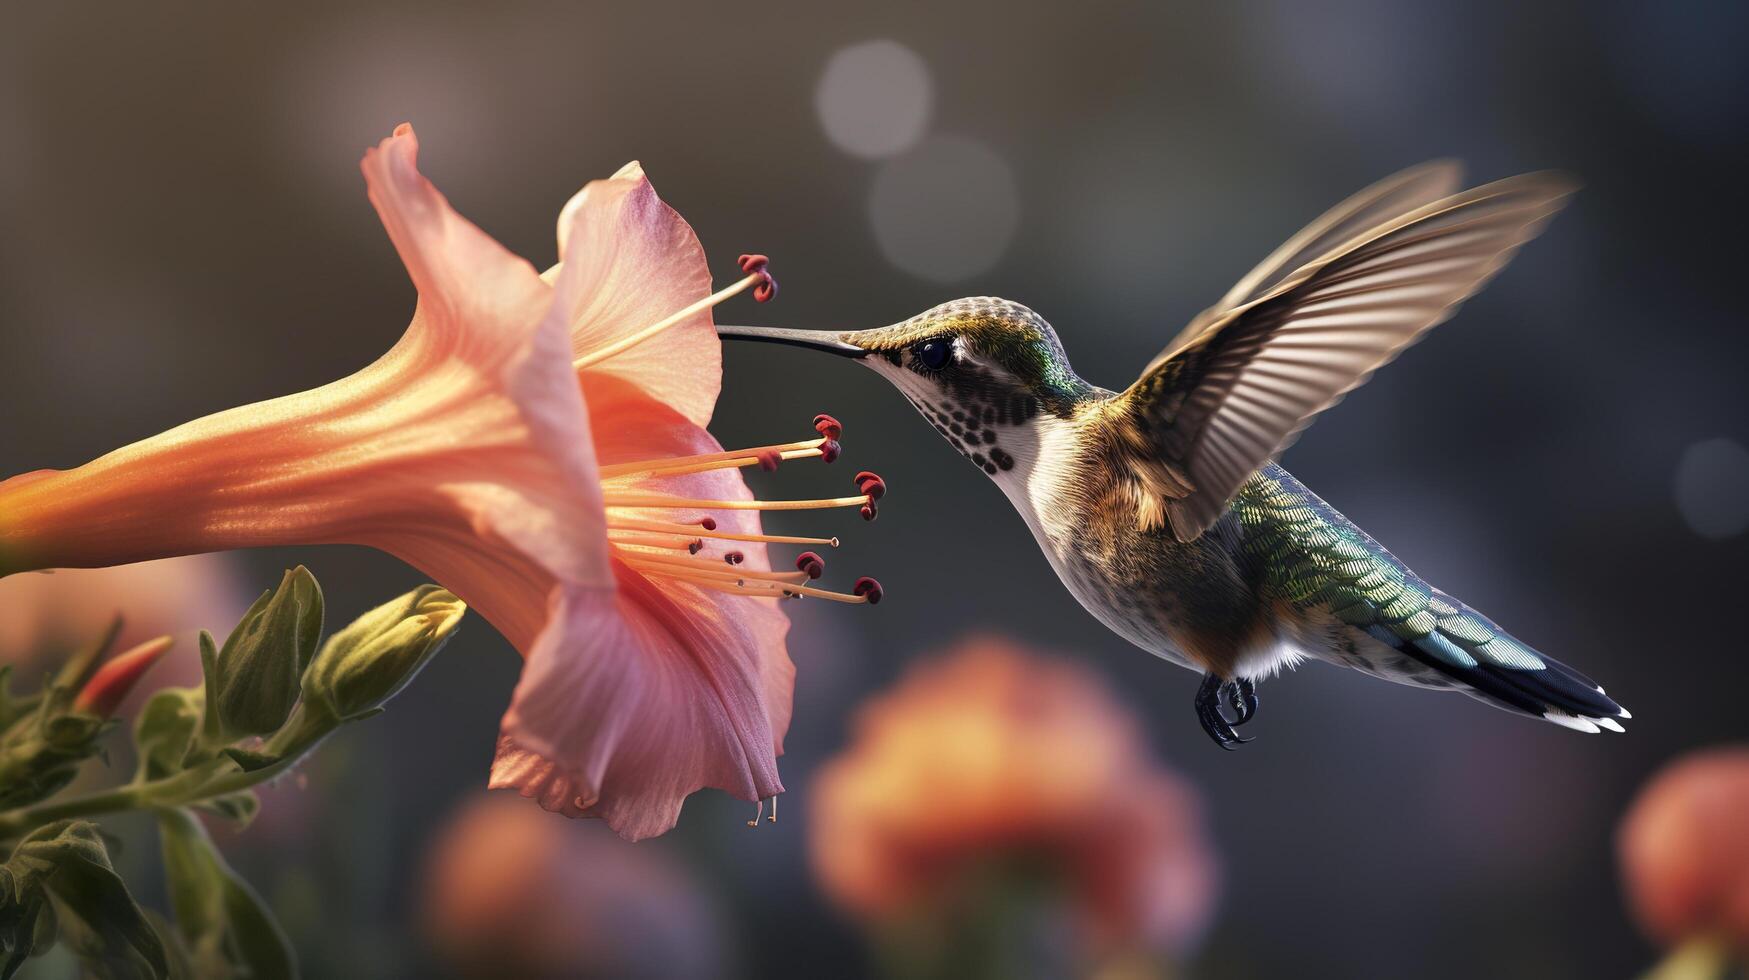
[1225,678,1259,726]
[1196,674,1254,748]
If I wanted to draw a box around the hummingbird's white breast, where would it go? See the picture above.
[867,352,1208,671]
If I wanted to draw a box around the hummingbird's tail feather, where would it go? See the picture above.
[1354,593,1630,732]
[1237,466,1629,732]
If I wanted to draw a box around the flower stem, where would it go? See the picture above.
[0,703,340,839]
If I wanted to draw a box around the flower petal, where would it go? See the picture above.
[358,123,614,598]
[551,162,721,428]
[363,124,546,355]
[586,380,794,753]
[493,566,791,841]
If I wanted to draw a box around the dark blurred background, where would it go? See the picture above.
[2,2,1746,977]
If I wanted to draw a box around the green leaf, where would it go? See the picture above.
[26,895,54,959]
[157,810,296,980]
[143,909,197,980]
[192,791,260,831]
[0,864,47,980]
[14,821,167,980]
[135,688,203,782]
[42,713,105,749]
[0,766,77,812]
[217,864,293,980]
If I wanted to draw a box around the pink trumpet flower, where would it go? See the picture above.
[0,125,884,840]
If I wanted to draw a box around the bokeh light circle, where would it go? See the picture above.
[815,40,933,159]
[1673,437,1749,539]
[868,135,1019,282]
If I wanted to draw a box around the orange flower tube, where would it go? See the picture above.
[0,125,885,839]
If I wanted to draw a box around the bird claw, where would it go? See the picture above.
[1196,673,1256,749]
[1225,677,1258,726]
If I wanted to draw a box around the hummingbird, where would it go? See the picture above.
[720,162,1630,747]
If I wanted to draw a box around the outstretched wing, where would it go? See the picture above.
[1151,160,1465,368]
[1116,170,1576,543]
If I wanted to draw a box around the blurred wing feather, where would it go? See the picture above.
[1150,161,1465,368]
[1121,171,1576,542]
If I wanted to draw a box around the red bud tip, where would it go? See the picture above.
[738,253,777,302]
[725,551,746,565]
[854,471,887,501]
[820,440,841,464]
[795,551,826,579]
[860,503,878,522]
[813,414,843,440]
[853,577,883,604]
[73,635,172,717]
[757,449,782,472]
[697,516,718,531]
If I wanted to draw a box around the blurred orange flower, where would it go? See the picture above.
[0,125,884,839]
[0,554,253,698]
[810,636,1218,958]
[1619,746,1749,951]
[421,792,728,979]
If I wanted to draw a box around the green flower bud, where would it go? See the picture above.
[208,566,323,738]
[301,586,464,722]
[0,624,146,810]
[134,687,204,782]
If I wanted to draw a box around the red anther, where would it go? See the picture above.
[813,414,843,440]
[698,516,718,531]
[795,551,825,580]
[738,253,777,302]
[854,471,887,501]
[820,440,841,464]
[860,503,878,522]
[853,577,883,605]
[757,449,782,472]
[725,551,745,565]
[688,540,704,554]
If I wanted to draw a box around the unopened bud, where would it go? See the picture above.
[73,636,172,718]
[302,586,465,721]
[211,566,323,737]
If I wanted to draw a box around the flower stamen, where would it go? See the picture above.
[602,491,874,512]
[603,531,701,551]
[605,517,839,548]
[599,436,831,480]
[622,555,881,604]
[619,552,811,585]
[573,253,778,370]
[600,410,883,606]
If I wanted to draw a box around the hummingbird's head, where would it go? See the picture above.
[720,297,1094,481]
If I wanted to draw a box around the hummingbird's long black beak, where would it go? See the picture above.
[716,324,867,358]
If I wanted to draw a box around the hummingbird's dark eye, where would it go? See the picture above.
[914,337,953,371]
